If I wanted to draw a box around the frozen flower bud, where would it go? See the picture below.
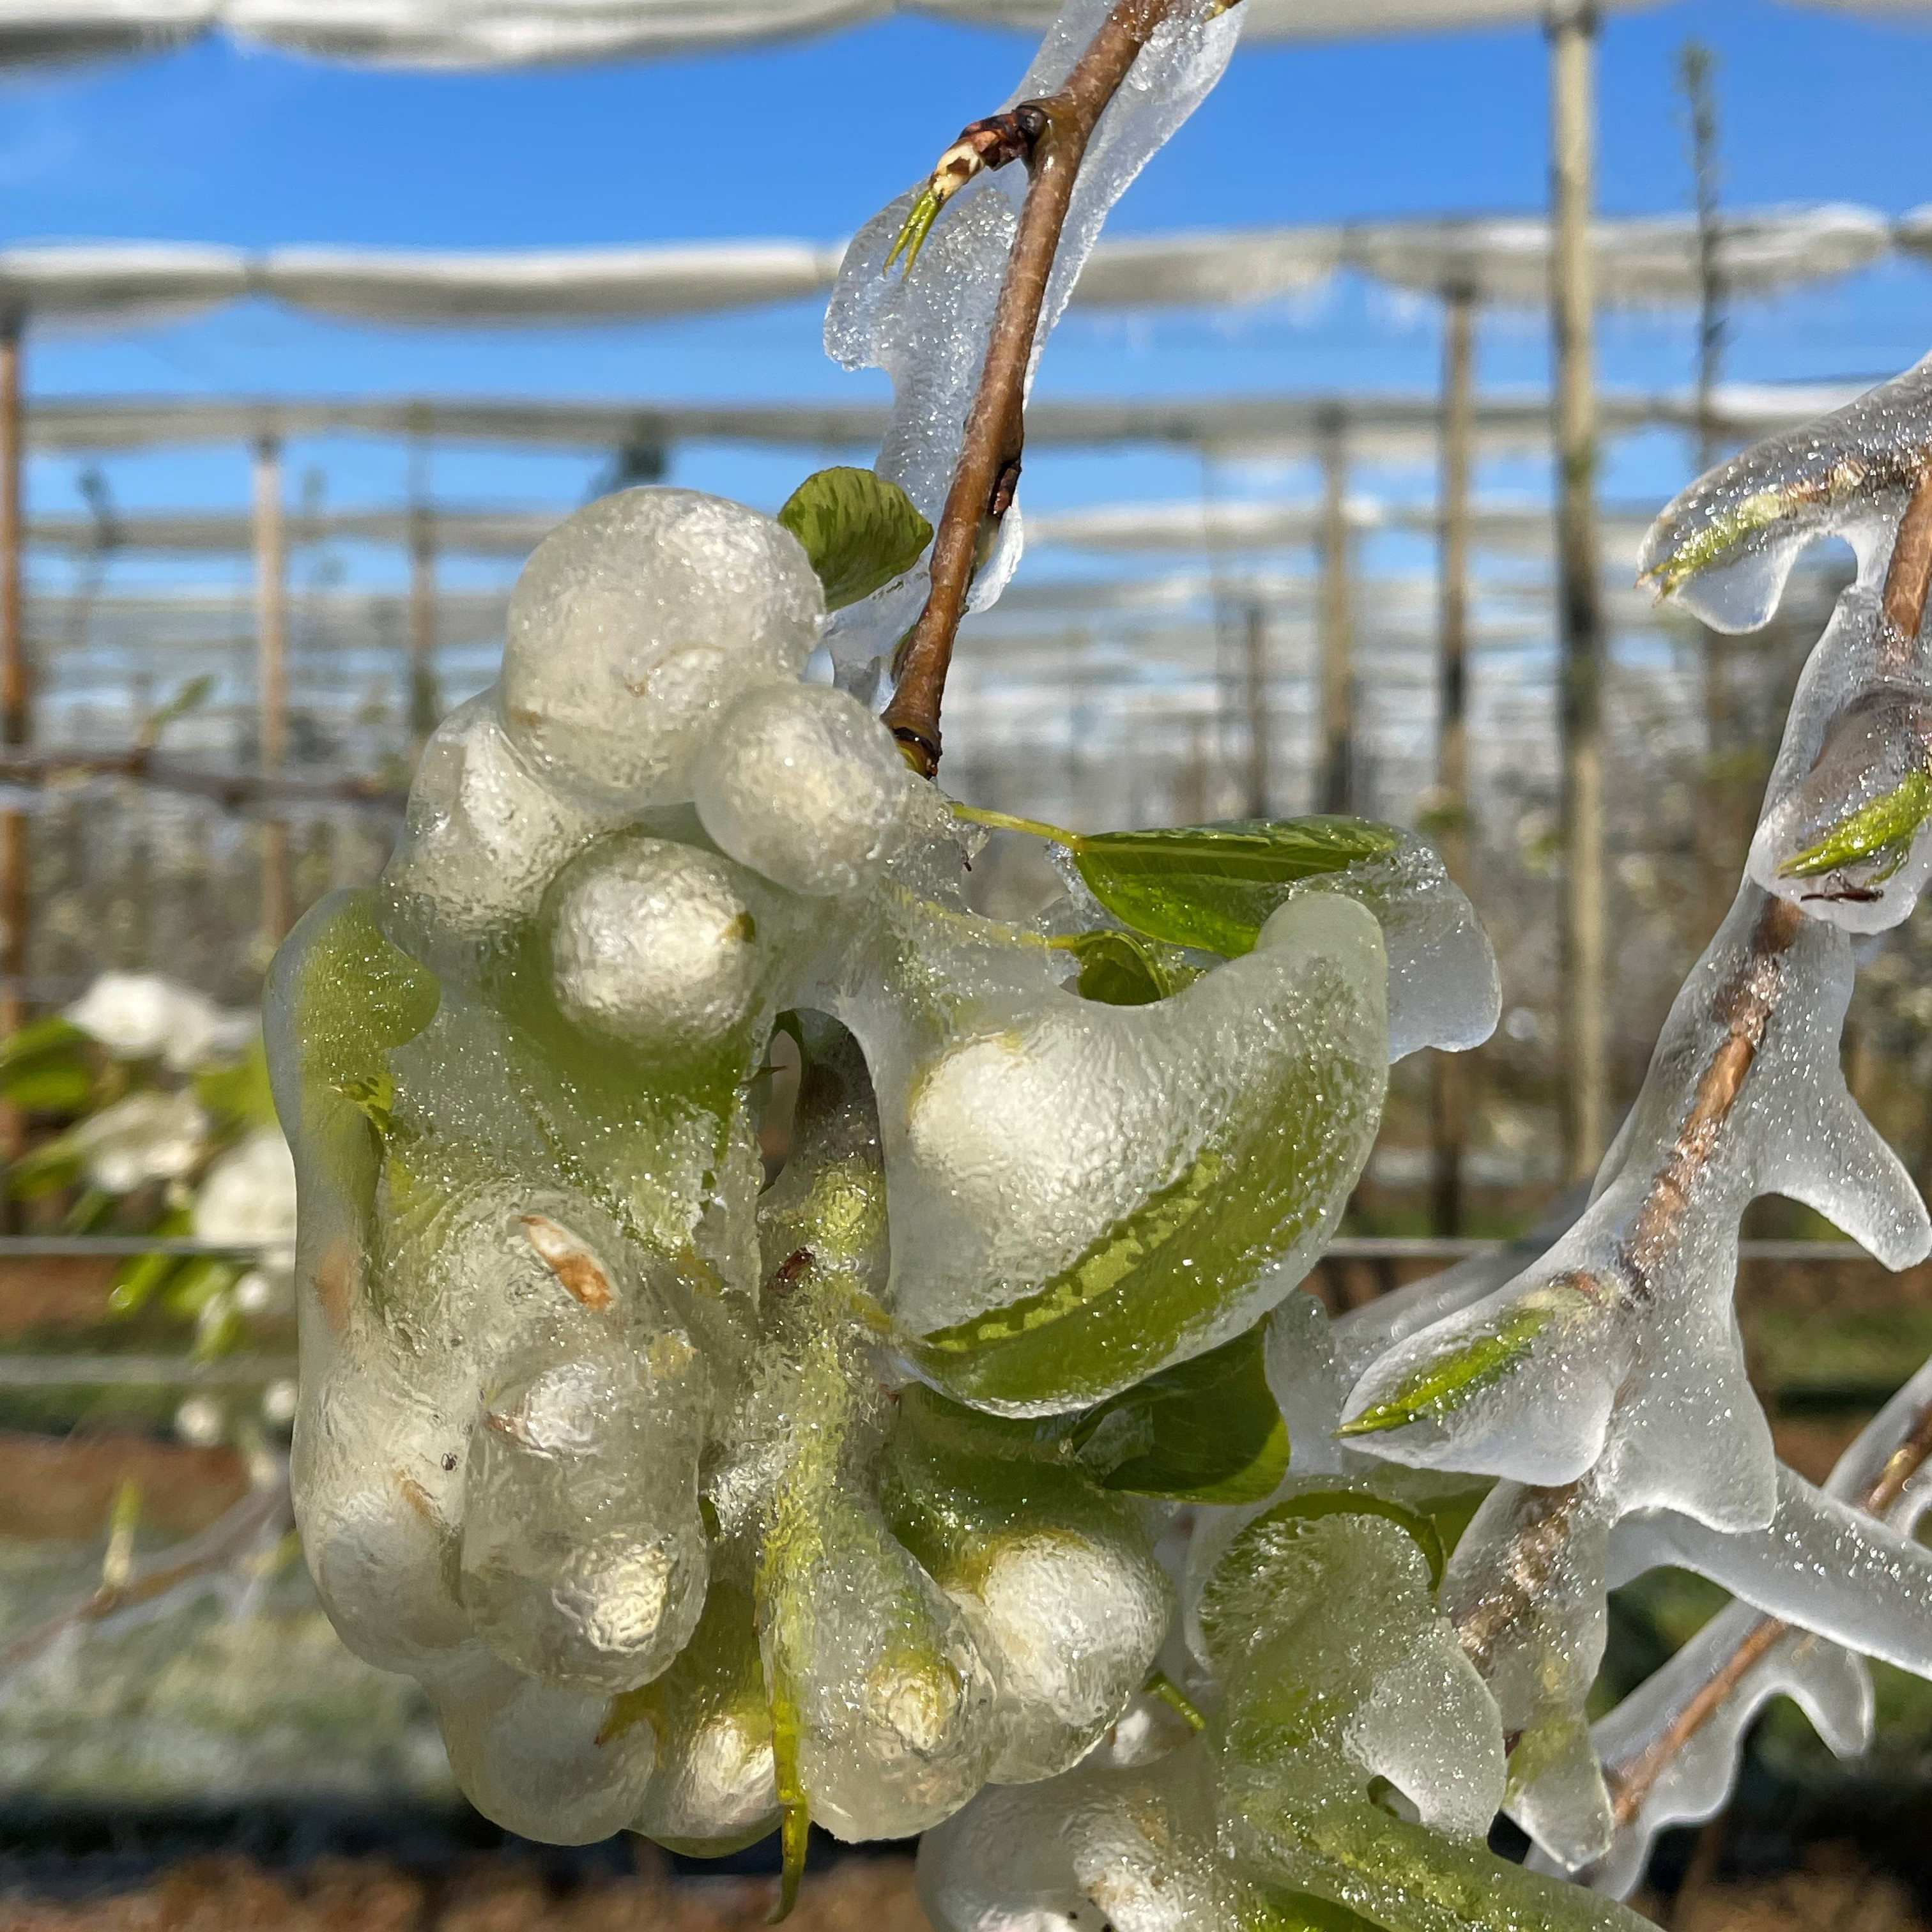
[694,682,912,897]
[500,487,823,807]
[545,835,774,1060]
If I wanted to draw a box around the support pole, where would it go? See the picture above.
[1318,417,1354,816]
[1682,40,1733,941]
[253,436,291,948]
[1551,1,1607,1181]
[0,318,24,1180]
[1432,285,1477,1236]
[408,512,439,753]
[407,429,439,754]
[1243,599,1269,818]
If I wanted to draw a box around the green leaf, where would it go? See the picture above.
[1060,927,1191,1007]
[0,1015,88,1077]
[778,467,932,611]
[1071,817,1402,958]
[2,1062,95,1114]
[1070,1323,1288,1504]
[109,1208,194,1315]
[139,672,215,746]
[1777,765,1932,880]
[7,1138,80,1200]
[194,1038,278,1131]
[1251,1887,1395,1932]
[1336,1296,1565,1439]
[1231,1487,1447,1592]
[0,1018,94,1115]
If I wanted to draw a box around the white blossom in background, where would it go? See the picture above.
[174,1395,226,1448]
[65,971,256,1073]
[194,1128,298,1259]
[72,1090,210,1194]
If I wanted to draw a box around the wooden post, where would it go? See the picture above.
[407,428,439,753]
[1431,284,1477,1236]
[0,317,24,1182]
[253,435,291,947]
[1318,417,1354,816]
[1683,41,1733,940]
[1551,1,1607,1182]
[1243,599,1269,818]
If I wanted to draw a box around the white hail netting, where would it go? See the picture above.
[823,0,1245,691]
[0,0,1663,72]
[1344,204,1893,309]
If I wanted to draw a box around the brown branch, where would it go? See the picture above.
[1606,1385,1932,1830]
[0,1474,289,1679]
[1455,1478,1586,1675]
[1620,893,1805,1291]
[1881,465,1932,666]
[0,747,407,812]
[1471,377,1932,1825]
[879,0,1194,776]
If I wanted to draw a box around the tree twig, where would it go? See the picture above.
[1606,1384,1932,1830]
[0,1471,289,1681]
[1460,484,1932,1696]
[1881,465,1932,666]
[0,747,407,813]
[878,0,1198,776]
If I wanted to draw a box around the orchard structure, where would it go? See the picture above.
[261,0,1932,1924]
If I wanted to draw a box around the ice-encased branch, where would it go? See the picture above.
[824,0,1241,724]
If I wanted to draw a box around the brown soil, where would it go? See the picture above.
[0,1432,247,1542]
[0,1855,931,1932]
[0,1263,118,1338]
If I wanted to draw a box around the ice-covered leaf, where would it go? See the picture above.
[1638,355,1932,631]
[1337,1296,1560,1439]
[1069,1322,1287,1503]
[1059,925,1191,1006]
[778,466,932,612]
[1071,817,1403,957]
[1776,763,1932,880]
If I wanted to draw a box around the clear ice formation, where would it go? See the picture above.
[1562,1358,1932,1899]
[1640,355,1932,932]
[266,482,1490,1855]
[822,0,1243,689]
[1306,362,1932,1880]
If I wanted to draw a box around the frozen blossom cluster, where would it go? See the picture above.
[267,482,1501,1869]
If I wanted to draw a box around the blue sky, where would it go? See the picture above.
[7,0,1932,595]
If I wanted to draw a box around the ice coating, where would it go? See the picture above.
[1638,354,1932,632]
[1644,361,1932,934]
[921,1500,1648,1932]
[1342,884,1926,1511]
[1273,834,1500,1059]
[855,890,1389,1411]
[822,0,1243,684]
[500,488,823,805]
[1559,1360,1932,1897]
[1335,877,1929,1861]
[694,682,914,897]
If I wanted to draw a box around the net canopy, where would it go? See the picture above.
[1346,204,1892,307]
[0,211,1893,333]
[1031,494,1660,565]
[0,0,1663,71]
[0,243,250,332]
[25,386,1798,461]
[28,505,564,556]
